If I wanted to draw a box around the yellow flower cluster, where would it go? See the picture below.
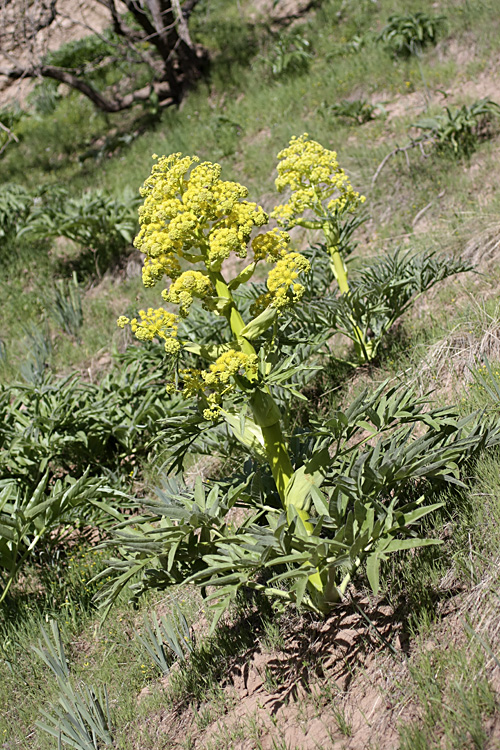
[142,253,181,288]
[181,162,248,219]
[162,270,213,317]
[176,350,258,419]
[208,227,243,267]
[133,153,270,292]
[271,134,365,225]
[117,308,180,354]
[203,350,257,386]
[267,252,310,310]
[250,250,311,315]
[251,229,290,261]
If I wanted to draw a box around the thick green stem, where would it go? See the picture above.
[211,268,334,608]
[249,389,293,503]
[211,272,256,356]
[322,222,350,294]
[323,222,374,363]
[329,246,350,295]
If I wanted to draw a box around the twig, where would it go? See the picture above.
[371,136,434,186]
[412,201,433,227]
[412,189,445,227]
[0,120,19,156]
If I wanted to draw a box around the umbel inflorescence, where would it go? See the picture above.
[118,136,365,418]
[118,150,311,418]
[272,134,365,227]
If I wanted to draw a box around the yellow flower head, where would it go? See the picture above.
[162,270,213,317]
[178,351,258,420]
[252,230,291,261]
[118,307,180,354]
[203,350,258,387]
[271,134,365,226]
[266,251,311,310]
[133,152,274,292]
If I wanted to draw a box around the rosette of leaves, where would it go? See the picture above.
[413,99,500,158]
[95,381,500,627]
[378,12,446,57]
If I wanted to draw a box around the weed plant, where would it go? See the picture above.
[378,11,447,57]
[1,0,500,746]
[413,99,500,158]
[95,140,500,632]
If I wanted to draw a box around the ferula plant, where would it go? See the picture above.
[272,134,364,295]
[117,153,310,509]
[116,148,340,609]
[101,138,499,626]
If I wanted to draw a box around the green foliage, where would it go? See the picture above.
[44,272,84,340]
[398,640,496,749]
[0,107,24,156]
[2,1,500,744]
[28,79,63,117]
[0,350,183,596]
[469,358,500,409]
[34,621,113,749]
[0,182,137,276]
[266,30,313,79]
[378,12,446,57]
[0,183,33,243]
[321,98,386,125]
[301,247,473,363]
[212,115,243,158]
[135,606,192,675]
[0,107,24,132]
[196,17,259,68]
[19,324,53,385]
[18,187,138,275]
[78,131,139,165]
[0,470,124,603]
[43,32,118,71]
[1,359,179,490]
[413,98,500,157]
[96,382,500,627]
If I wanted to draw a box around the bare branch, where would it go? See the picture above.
[371,137,435,186]
[172,0,193,47]
[0,64,174,111]
[0,119,20,156]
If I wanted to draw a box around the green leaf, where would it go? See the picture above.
[228,262,257,290]
[366,553,380,595]
[239,307,278,340]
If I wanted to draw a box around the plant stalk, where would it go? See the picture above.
[215,268,334,608]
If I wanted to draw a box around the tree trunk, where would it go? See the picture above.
[0,0,208,112]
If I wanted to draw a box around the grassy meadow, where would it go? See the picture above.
[1,0,500,747]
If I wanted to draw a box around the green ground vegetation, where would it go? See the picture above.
[1,0,500,747]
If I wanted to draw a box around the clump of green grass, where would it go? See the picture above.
[398,640,496,749]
